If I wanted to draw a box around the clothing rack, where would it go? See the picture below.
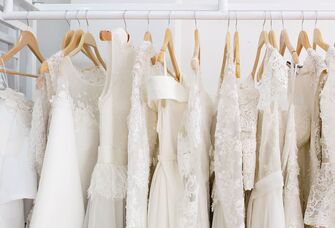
[4,0,335,21]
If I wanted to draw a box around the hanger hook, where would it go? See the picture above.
[227,11,230,30]
[147,10,151,31]
[270,11,273,30]
[235,11,238,31]
[76,10,81,28]
[123,10,128,33]
[26,11,30,29]
[281,11,285,29]
[64,10,70,27]
[194,11,198,29]
[315,10,318,28]
[168,10,172,27]
[301,11,305,30]
[262,11,267,30]
[85,10,89,32]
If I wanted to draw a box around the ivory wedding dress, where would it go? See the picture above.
[30,52,106,228]
[147,67,188,228]
[305,46,335,227]
[0,88,37,228]
[212,49,245,228]
[126,40,160,228]
[177,57,213,228]
[84,28,135,228]
[247,45,287,228]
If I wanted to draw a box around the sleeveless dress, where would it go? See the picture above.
[305,46,335,227]
[126,40,160,228]
[30,53,105,228]
[247,45,287,228]
[212,48,245,228]
[147,74,188,228]
[0,88,36,228]
[177,57,213,228]
[84,28,135,228]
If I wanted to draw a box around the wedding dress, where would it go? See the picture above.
[212,49,244,228]
[305,46,335,227]
[281,66,304,228]
[30,52,106,228]
[126,40,160,228]
[290,49,327,210]
[84,28,135,228]
[247,45,287,228]
[177,57,213,228]
[147,66,188,228]
[0,88,37,228]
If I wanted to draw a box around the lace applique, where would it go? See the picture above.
[88,163,127,199]
[305,47,335,227]
[256,47,288,111]
[177,70,202,228]
[239,78,259,190]
[126,42,158,228]
[214,53,244,228]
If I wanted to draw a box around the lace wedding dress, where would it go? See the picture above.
[0,88,37,228]
[212,49,245,228]
[126,40,160,228]
[304,47,335,227]
[177,57,213,228]
[30,52,106,228]
[84,28,135,228]
[147,69,188,228]
[247,45,287,228]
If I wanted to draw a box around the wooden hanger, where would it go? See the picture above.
[151,28,181,81]
[233,30,240,78]
[62,30,75,49]
[144,11,153,42]
[220,31,231,81]
[67,30,106,70]
[191,28,200,71]
[296,12,312,56]
[251,30,269,80]
[0,30,44,78]
[313,28,329,51]
[100,30,112,41]
[280,29,299,64]
[268,14,278,49]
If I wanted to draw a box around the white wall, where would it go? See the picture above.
[40,0,335,99]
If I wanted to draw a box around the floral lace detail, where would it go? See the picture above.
[177,68,202,228]
[305,47,335,227]
[126,41,157,228]
[88,163,127,199]
[256,46,288,111]
[239,78,259,190]
[214,52,244,228]
[30,83,50,176]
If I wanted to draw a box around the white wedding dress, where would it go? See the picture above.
[0,88,37,228]
[126,40,160,228]
[305,46,335,227]
[247,45,287,228]
[147,70,188,228]
[177,57,213,228]
[84,28,135,228]
[30,52,106,228]
[212,49,245,228]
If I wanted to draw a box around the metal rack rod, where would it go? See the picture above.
[3,10,335,21]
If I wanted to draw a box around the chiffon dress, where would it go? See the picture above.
[30,51,105,228]
[84,28,135,228]
[0,88,36,228]
[147,65,188,228]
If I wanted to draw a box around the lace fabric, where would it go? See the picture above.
[126,41,159,228]
[239,77,259,190]
[305,47,335,227]
[213,52,244,228]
